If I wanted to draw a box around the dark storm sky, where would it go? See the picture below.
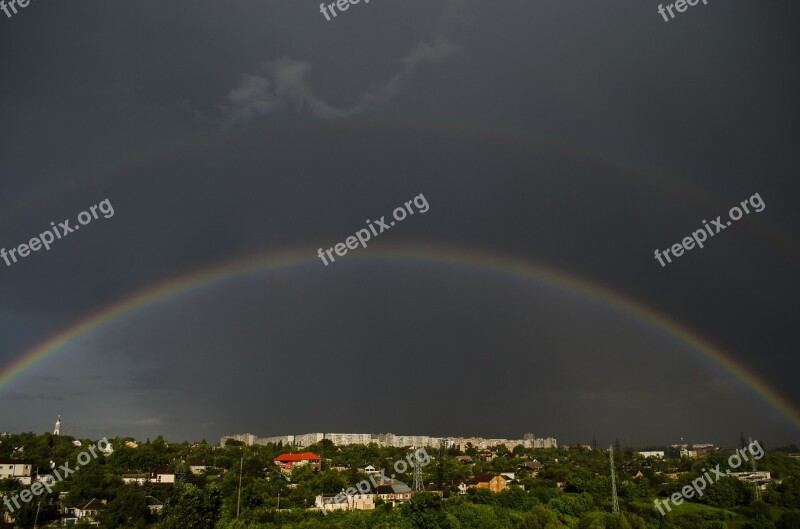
[1,0,799,447]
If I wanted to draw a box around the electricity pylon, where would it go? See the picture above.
[609,445,620,514]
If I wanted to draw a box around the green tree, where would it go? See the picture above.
[776,511,800,529]
[519,505,565,529]
[401,492,452,529]
[160,482,221,529]
[100,485,151,529]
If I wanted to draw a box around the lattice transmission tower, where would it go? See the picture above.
[412,449,425,492]
[609,444,620,514]
[749,437,761,501]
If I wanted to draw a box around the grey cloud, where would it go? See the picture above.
[134,418,163,427]
[223,1,465,124]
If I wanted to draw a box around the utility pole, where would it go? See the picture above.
[236,454,243,518]
[437,439,447,490]
[33,501,41,529]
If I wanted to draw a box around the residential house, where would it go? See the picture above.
[274,452,321,474]
[518,460,543,476]
[729,471,776,491]
[189,461,208,475]
[440,480,468,495]
[121,467,175,485]
[477,450,496,462]
[62,498,106,526]
[424,482,445,496]
[361,465,380,476]
[145,496,163,514]
[152,467,176,484]
[468,472,508,493]
[638,451,665,459]
[453,480,469,495]
[314,493,375,512]
[375,479,413,506]
[0,460,33,486]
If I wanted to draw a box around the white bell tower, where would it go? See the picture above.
[54,415,61,436]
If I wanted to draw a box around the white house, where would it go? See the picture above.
[0,460,33,485]
[314,493,375,512]
[62,498,106,526]
[189,462,208,475]
[121,467,175,485]
[729,471,775,490]
[638,451,665,459]
[362,465,380,476]
[145,496,163,514]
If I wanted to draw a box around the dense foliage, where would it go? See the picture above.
[0,433,798,528]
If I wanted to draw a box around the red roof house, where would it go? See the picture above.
[274,452,321,473]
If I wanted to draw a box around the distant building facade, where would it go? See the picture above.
[220,433,258,446]
[0,461,33,485]
[294,433,325,448]
[257,435,295,446]
[220,431,558,450]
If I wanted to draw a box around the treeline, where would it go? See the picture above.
[1,433,799,528]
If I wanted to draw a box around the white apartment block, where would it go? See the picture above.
[220,431,557,450]
[325,433,376,446]
[219,433,258,446]
[528,437,558,449]
[379,434,434,448]
[257,435,295,446]
[294,432,325,448]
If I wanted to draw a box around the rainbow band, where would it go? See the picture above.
[1,242,798,430]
